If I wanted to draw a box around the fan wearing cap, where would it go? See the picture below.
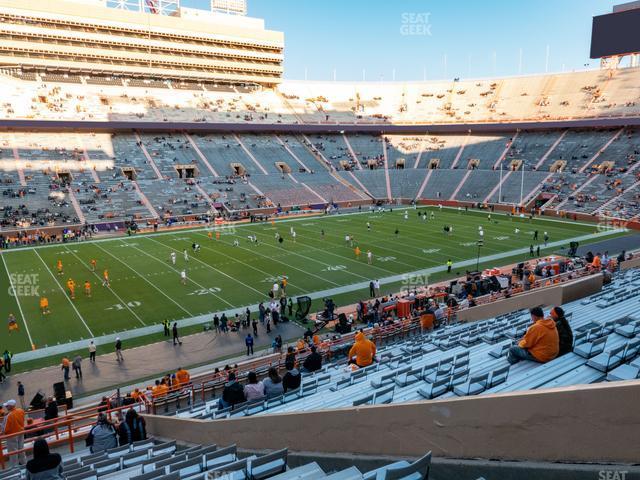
[3,398,26,467]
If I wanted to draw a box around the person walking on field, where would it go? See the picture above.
[115,338,124,362]
[17,381,25,409]
[173,323,182,346]
[72,355,83,380]
[61,357,70,381]
[162,319,170,337]
[88,341,97,363]
[245,334,254,356]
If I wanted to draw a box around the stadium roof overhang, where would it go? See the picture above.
[1,116,640,134]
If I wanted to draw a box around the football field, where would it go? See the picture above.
[0,207,619,355]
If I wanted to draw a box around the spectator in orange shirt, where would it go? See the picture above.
[175,367,190,386]
[507,307,559,364]
[3,399,26,467]
[61,357,70,381]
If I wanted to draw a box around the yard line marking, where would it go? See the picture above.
[290,221,460,265]
[33,249,95,337]
[120,240,235,309]
[194,229,344,286]
[191,234,342,290]
[95,243,194,317]
[247,228,397,278]
[1,253,35,349]
[64,246,147,327]
[145,236,268,298]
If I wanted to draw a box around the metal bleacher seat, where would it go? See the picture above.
[93,457,121,476]
[574,336,608,358]
[248,448,288,480]
[381,451,432,480]
[453,372,490,396]
[209,457,255,480]
[67,469,98,480]
[488,342,511,358]
[204,445,238,470]
[417,376,451,400]
[587,344,628,372]
[269,462,325,480]
[169,456,203,478]
[607,357,640,382]
[324,466,364,480]
[615,318,640,338]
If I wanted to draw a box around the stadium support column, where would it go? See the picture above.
[381,136,392,202]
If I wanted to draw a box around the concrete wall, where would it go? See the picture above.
[145,380,640,464]
[457,273,603,322]
[621,256,640,270]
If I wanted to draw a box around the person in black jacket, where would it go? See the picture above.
[218,372,246,409]
[26,439,62,480]
[551,306,573,356]
[302,346,322,373]
[44,398,58,422]
[282,364,301,392]
[284,346,296,370]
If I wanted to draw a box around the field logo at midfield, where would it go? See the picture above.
[106,301,141,311]
[189,287,222,296]
[401,272,430,296]
[8,273,39,297]
[323,265,347,272]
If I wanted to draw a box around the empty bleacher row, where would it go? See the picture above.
[171,269,640,422]
[0,437,436,480]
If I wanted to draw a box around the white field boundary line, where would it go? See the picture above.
[32,249,95,337]
[1,252,35,349]
[64,246,147,327]
[145,236,283,298]
[1,204,622,255]
[10,228,622,363]
[94,243,194,318]
[120,239,235,309]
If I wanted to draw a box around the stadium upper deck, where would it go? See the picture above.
[0,0,284,87]
[0,66,639,126]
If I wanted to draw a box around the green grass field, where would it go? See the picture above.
[0,207,618,356]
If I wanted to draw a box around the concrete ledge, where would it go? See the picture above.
[621,256,640,271]
[457,273,603,322]
[144,380,640,464]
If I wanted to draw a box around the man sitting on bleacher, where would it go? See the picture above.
[507,307,559,365]
[348,331,377,368]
